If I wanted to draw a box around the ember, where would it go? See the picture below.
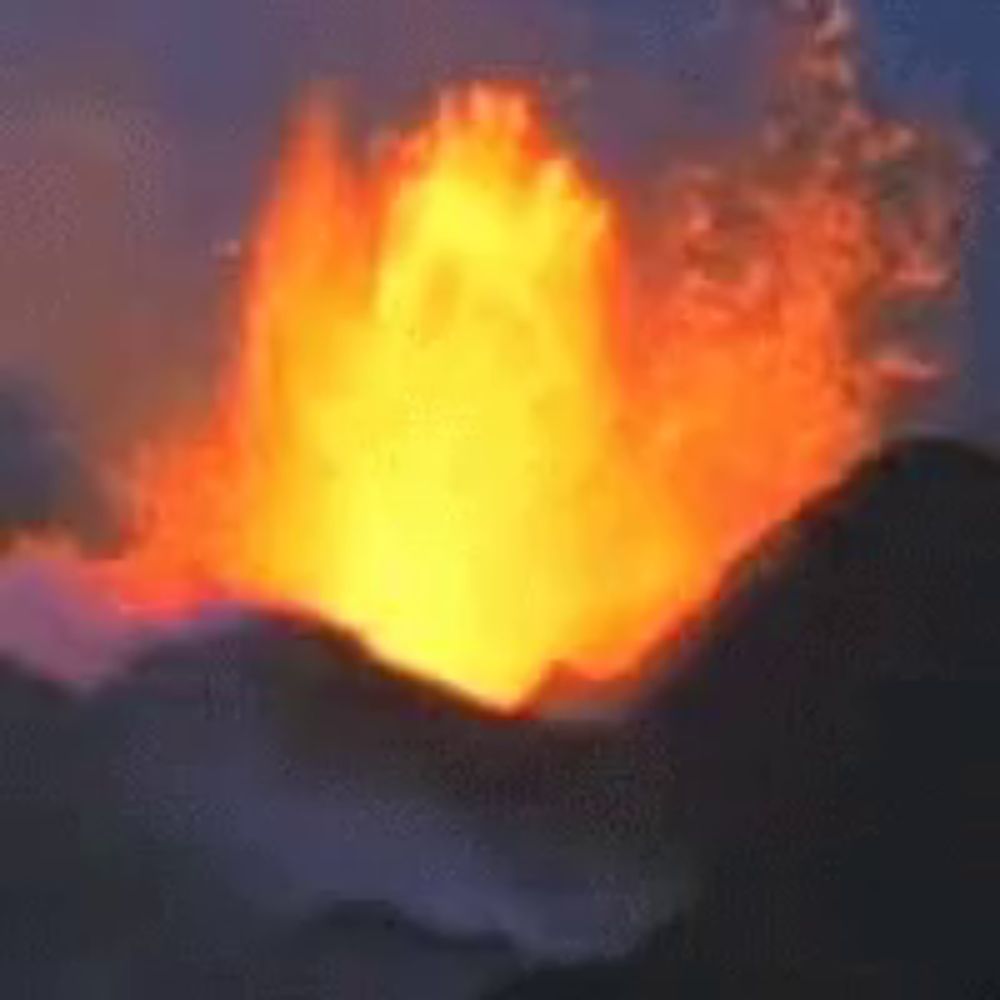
[96,2,960,709]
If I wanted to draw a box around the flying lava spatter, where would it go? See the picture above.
[96,2,963,709]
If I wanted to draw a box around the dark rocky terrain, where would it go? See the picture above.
[502,438,1000,997]
[1,437,997,997]
[0,604,692,998]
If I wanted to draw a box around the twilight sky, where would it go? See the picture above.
[0,0,996,452]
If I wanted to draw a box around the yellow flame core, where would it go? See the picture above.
[101,11,961,709]
[230,88,704,703]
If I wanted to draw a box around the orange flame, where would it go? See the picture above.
[98,5,961,708]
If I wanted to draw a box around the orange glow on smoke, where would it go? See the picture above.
[99,5,959,708]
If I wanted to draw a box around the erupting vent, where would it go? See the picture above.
[92,3,960,708]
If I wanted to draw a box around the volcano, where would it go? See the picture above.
[0,3,992,996]
[0,438,997,999]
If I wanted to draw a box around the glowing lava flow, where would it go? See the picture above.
[100,7,961,708]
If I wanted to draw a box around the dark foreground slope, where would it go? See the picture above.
[2,437,997,998]
[502,438,1000,997]
[0,664,79,956]
[0,604,693,999]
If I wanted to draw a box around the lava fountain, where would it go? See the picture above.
[97,4,963,709]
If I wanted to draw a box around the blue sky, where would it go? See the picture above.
[1,0,996,446]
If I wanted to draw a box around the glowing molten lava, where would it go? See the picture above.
[102,8,960,708]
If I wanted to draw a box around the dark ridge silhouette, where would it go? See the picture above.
[3,437,997,997]
[0,660,99,983]
[500,437,1000,996]
[1,604,690,998]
